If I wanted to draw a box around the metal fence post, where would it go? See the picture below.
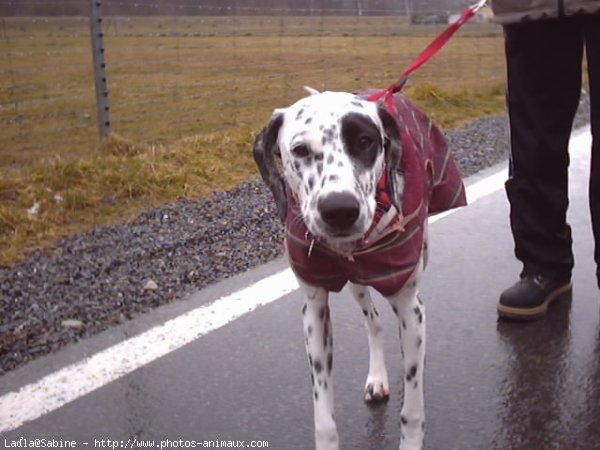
[89,0,111,138]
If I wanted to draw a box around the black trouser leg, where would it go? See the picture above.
[503,18,584,282]
[585,14,600,288]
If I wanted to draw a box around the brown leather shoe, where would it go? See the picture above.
[497,275,572,320]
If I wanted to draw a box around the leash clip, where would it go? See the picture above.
[308,239,315,258]
[305,230,316,258]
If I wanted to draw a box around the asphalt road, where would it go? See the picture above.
[1,128,599,450]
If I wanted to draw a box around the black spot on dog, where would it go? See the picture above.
[317,162,323,176]
[406,364,418,382]
[302,303,307,315]
[314,390,319,401]
[328,174,339,182]
[362,309,368,316]
[315,152,324,162]
[322,128,335,145]
[314,360,323,374]
[351,101,364,108]
[296,109,304,120]
[319,306,327,321]
[305,117,313,125]
[337,161,344,167]
[414,305,423,323]
[327,353,333,374]
[401,415,408,425]
[417,336,422,347]
[327,154,334,164]
[392,305,398,315]
[341,112,382,169]
[308,176,315,190]
[307,325,313,336]
[311,373,315,386]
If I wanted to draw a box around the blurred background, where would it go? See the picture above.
[0,0,505,262]
[0,0,503,166]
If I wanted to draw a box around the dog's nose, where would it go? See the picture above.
[318,193,360,229]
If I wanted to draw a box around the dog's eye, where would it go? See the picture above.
[291,144,311,158]
[357,136,374,151]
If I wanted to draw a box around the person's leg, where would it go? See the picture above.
[504,17,583,282]
[584,14,600,289]
[498,17,584,319]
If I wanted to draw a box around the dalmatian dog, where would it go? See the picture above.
[253,88,466,450]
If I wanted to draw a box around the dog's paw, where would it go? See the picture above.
[399,443,423,450]
[364,377,390,403]
[399,419,424,450]
[399,436,423,450]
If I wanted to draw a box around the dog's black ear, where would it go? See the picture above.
[378,106,404,211]
[253,113,288,223]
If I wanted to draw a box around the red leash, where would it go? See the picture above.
[367,0,487,111]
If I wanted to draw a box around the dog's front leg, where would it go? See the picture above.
[387,266,426,450]
[348,282,389,403]
[299,279,338,450]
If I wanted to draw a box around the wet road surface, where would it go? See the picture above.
[1,129,599,449]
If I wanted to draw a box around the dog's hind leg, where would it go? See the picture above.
[386,258,426,450]
[348,282,389,403]
[298,278,339,450]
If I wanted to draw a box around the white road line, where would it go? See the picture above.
[0,128,591,432]
[0,269,299,432]
[430,168,508,224]
[569,126,592,155]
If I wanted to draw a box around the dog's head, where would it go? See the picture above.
[253,90,403,250]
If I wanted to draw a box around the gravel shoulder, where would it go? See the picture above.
[0,95,591,375]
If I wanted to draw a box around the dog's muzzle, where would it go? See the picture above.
[317,192,361,233]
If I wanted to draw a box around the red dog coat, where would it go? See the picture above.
[284,92,467,297]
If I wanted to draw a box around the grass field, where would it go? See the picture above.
[0,16,507,264]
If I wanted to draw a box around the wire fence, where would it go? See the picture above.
[0,1,504,169]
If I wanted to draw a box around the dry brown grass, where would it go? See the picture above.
[0,16,507,265]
